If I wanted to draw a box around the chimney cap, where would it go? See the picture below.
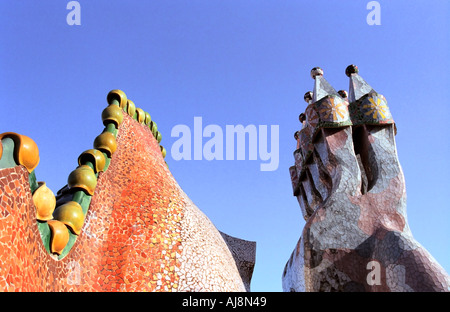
[310,67,324,79]
[345,64,359,77]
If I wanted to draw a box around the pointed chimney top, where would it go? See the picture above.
[346,64,376,102]
[311,67,338,102]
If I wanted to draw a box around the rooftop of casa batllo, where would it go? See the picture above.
[0,1,449,292]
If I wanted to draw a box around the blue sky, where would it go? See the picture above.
[0,1,449,292]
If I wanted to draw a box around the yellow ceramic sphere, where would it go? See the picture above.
[78,149,106,174]
[156,131,162,143]
[126,99,136,117]
[33,182,56,221]
[68,165,97,196]
[53,201,85,236]
[107,89,128,108]
[0,132,40,173]
[144,112,152,126]
[93,132,117,157]
[102,104,124,128]
[150,121,158,137]
[47,220,70,255]
[136,108,145,124]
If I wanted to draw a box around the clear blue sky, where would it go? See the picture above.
[0,1,448,292]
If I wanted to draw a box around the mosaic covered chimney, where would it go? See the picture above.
[283,65,450,292]
[0,90,255,291]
